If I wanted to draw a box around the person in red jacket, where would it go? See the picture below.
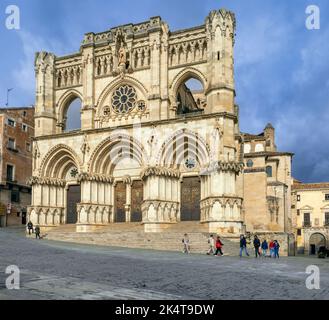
[269,240,275,258]
[214,236,224,256]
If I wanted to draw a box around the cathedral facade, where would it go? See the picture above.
[28,9,293,243]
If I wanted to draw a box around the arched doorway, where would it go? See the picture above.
[176,78,205,115]
[309,233,326,255]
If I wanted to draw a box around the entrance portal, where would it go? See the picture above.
[131,180,143,222]
[180,177,201,221]
[67,185,81,224]
[115,182,126,223]
[309,233,326,255]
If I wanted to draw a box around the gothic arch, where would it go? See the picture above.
[88,133,148,175]
[170,67,208,99]
[40,144,83,179]
[156,129,211,168]
[57,89,83,125]
[96,76,149,117]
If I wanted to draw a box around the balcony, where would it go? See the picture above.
[303,222,312,228]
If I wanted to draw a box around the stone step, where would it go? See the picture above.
[44,229,241,255]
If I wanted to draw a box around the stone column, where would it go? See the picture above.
[141,167,180,233]
[200,161,244,235]
[76,173,114,232]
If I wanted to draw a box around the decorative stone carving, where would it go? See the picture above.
[77,172,114,183]
[201,161,244,175]
[141,166,180,180]
[27,176,66,187]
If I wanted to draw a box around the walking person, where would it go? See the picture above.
[207,235,216,255]
[274,240,280,259]
[269,240,275,258]
[27,221,34,235]
[261,239,268,257]
[253,235,261,258]
[35,225,41,240]
[214,236,224,256]
[239,235,250,257]
[182,233,190,254]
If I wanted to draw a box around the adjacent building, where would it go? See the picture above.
[237,124,295,254]
[0,107,34,227]
[292,180,329,255]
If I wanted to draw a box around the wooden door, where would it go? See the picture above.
[115,182,126,223]
[180,177,201,221]
[131,180,143,222]
[67,185,81,224]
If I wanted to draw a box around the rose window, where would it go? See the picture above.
[185,158,196,170]
[112,85,137,114]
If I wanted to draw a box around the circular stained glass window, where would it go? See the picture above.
[185,158,196,170]
[246,159,254,168]
[70,168,78,178]
[137,101,146,112]
[112,85,137,114]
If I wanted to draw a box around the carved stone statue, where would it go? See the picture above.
[118,46,126,66]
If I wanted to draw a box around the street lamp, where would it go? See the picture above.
[6,88,14,107]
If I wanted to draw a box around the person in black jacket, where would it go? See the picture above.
[27,221,34,235]
[35,225,41,239]
[239,235,250,257]
[253,235,261,258]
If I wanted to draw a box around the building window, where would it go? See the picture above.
[7,138,16,150]
[266,166,273,178]
[255,143,264,152]
[26,142,31,152]
[244,144,251,154]
[325,212,329,226]
[7,118,16,127]
[6,165,14,182]
[303,212,311,227]
[297,195,301,202]
[297,229,302,236]
[297,209,300,216]
[325,194,329,201]
[246,159,254,168]
[11,190,20,203]
[23,111,27,117]
[22,124,28,132]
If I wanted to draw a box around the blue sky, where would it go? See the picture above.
[0,0,328,182]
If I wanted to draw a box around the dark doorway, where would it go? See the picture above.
[131,180,143,222]
[67,185,81,224]
[181,177,201,221]
[310,244,316,255]
[21,211,27,225]
[115,182,126,223]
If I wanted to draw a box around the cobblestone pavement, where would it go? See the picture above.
[0,227,328,300]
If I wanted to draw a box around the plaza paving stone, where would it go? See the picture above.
[0,227,328,300]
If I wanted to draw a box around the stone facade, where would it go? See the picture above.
[292,181,329,255]
[0,107,34,227]
[28,9,293,244]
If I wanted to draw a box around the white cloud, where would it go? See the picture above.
[12,31,65,95]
